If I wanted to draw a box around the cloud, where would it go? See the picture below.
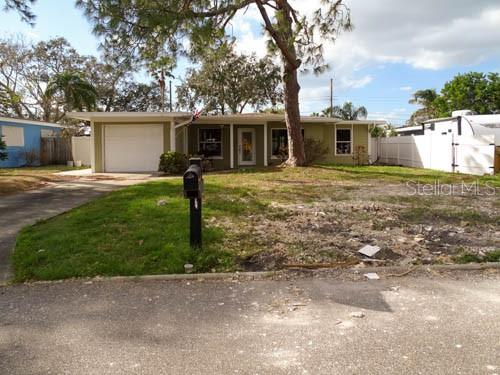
[368,108,413,124]
[340,75,373,89]
[224,0,500,115]
[329,0,500,71]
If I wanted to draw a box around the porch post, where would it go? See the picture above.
[264,122,268,166]
[90,120,96,173]
[170,120,176,152]
[230,123,234,169]
[368,123,372,163]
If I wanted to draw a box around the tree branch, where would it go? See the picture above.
[255,0,299,69]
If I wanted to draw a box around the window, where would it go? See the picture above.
[335,128,351,155]
[1,126,24,147]
[198,128,222,158]
[271,128,304,157]
[41,129,56,138]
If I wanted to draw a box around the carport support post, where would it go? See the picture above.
[170,121,176,152]
[189,197,202,249]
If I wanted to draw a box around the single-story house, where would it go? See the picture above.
[0,117,64,168]
[67,112,385,173]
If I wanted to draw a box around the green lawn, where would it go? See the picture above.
[11,165,500,281]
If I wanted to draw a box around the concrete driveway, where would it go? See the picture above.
[0,173,163,282]
[0,271,499,374]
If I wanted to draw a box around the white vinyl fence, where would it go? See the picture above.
[371,134,495,175]
[71,136,91,166]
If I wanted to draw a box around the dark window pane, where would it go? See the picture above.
[199,128,222,157]
[199,128,222,143]
[336,142,351,154]
[200,142,222,157]
[271,128,304,156]
[272,129,288,156]
[336,129,351,142]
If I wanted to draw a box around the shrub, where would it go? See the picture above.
[304,138,329,165]
[0,135,7,161]
[159,152,187,174]
[22,148,39,166]
[352,145,369,165]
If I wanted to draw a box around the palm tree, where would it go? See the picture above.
[323,102,368,120]
[45,72,98,114]
[408,89,438,125]
[408,89,438,108]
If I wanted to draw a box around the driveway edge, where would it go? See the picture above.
[2,262,500,287]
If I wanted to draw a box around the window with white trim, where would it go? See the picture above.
[335,128,352,155]
[1,126,24,147]
[198,128,222,158]
[271,128,304,157]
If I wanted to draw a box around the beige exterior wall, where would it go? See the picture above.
[266,121,369,166]
[91,118,370,172]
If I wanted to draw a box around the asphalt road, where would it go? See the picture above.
[1,271,499,374]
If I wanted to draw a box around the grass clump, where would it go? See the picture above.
[453,250,500,264]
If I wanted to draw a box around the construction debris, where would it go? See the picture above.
[364,272,380,280]
[184,264,194,273]
[350,311,366,318]
[358,245,381,257]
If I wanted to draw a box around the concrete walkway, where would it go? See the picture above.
[1,271,499,374]
[0,174,163,282]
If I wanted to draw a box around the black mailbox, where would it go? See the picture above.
[183,158,203,249]
[183,164,203,198]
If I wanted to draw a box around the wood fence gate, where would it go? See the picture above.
[40,137,72,165]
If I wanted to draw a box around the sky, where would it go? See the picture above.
[1,0,499,125]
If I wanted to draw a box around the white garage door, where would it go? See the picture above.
[104,124,163,172]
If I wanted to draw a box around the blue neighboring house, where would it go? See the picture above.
[0,116,64,168]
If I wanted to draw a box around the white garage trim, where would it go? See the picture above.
[104,124,163,172]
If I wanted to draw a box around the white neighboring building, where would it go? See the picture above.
[422,110,500,145]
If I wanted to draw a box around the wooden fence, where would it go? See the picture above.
[40,137,72,165]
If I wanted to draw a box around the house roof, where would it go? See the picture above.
[0,116,64,128]
[67,111,192,122]
[67,111,386,125]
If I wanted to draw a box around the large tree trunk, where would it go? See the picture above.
[282,61,305,166]
[255,0,306,166]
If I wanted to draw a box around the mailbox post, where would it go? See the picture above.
[183,158,203,249]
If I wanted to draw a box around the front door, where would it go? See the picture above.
[238,128,256,166]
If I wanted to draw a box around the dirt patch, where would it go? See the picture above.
[0,173,74,195]
[212,183,499,270]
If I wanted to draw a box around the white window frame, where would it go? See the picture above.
[198,127,223,159]
[335,126,353,155]
[1,125,24,147]
[270,127,305,159]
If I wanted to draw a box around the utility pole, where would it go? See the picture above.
[169,80,173,112]
[159,68,165,112]
[329,77,333,118]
